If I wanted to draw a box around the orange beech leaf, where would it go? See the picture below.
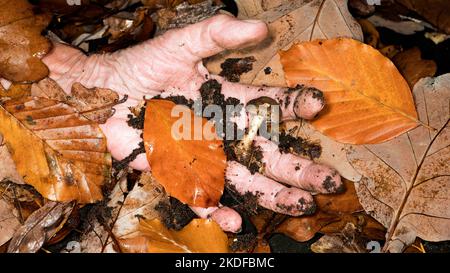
[143,99,226,207]
[119,218,229,253]
[280,38,420,144]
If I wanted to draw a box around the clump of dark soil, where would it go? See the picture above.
[278,131,322,160]
[163,95,195,108]
[230,233,257,252]
[127,106,146,129]
[219,56,256,82]
[155,197,196,231]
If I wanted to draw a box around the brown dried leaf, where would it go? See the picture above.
[31,79,120,124]
[206,0,363,86]
[113,172,167,240]
[0,0,51,82]
[0,134,25,184]
[7,201,74,253]
[347,74,450,252]
[396,0,450,34]
[119,218,229,253]
[0,97,111,203]
[0,199,21,247]
[311,222,368,253]
[392,47,437,88]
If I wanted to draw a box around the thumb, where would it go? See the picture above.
[149,14,268,63]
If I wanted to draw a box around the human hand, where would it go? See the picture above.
[41,14,342,232]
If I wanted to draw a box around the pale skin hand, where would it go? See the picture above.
[39,14,342,232]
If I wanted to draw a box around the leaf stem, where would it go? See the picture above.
[382,118,449,252]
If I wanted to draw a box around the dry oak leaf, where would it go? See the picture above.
[0,97,111,203]
[0,198,21,247]
[392,47,437,88]
[143,99,226,207]
[0,0,51,82]
[206,0,363,86]
[281,38,420,144]
[347,74,450,253]
[7,201,74,253]
[119,218,229,253]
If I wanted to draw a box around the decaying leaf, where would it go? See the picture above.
[0,97,111,203]
[113,172,167,240]
[143,99,226,207]
[393,47,437,88]
[31,78,120,123]
[281,38,419,144]
[0,134,25,184]
[311,222,368,253]
[7,201,74,253]
[119,218,229,253]
[0,0,51,82]
[0,199,21,247]
[347,74,450,252]
[206,0,363,86]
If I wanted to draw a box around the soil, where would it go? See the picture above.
[222,182,261,216]
[155,197,196,231]
[278,131,322,160]
[230,233,257,252]
[162,95,195,108]
[219,56,256,82]
[127,106,146,130]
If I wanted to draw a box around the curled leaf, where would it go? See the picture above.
[7,201,74,253]
[281,38,419,144]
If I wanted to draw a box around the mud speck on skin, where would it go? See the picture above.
[323,171,344,193]
[199,79,225,106]
[246,144,265,175]
[275,197,316,216]
[155,197,196,230]
[219,56,256,82]
[278,131,322,160]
